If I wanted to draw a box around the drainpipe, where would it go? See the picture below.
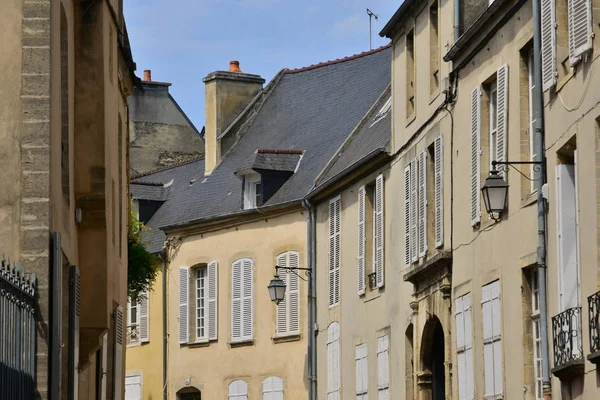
[302,198,317,400]
[531,0,551,395]
[454,0,461,42]
[160,250,168,400]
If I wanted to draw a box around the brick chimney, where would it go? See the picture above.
[143,69,152,82]
[203,61,265,176]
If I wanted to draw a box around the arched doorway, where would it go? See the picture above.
[177,386,201,400]
[421,316,445,400]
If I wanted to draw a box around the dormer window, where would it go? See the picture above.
[244,174,262,209]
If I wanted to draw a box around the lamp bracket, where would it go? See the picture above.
[491,160,544,179]
[275,265,311,281]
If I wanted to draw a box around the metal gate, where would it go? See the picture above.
[0,259,36,400]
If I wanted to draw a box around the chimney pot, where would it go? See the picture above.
[143,69,152,81]
[229,61,242,73]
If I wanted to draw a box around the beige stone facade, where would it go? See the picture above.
[0,0,133,398]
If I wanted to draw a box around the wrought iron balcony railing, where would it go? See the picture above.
[552,307,583,368]
[588,291,600,360]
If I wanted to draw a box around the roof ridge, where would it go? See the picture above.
[284,43,391,75]
[131,156,205,181]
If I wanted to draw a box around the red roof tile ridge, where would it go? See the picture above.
[256,149,304,155]
[131,156,205,181]
[284,43,391,74]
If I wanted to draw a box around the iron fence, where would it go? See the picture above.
[588,291,600,354]
[551,306,583,367]
[0,259,36,400]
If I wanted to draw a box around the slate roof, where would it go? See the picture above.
[236,150,303,175]
[132,45,391,253]
[130,182,170,201]
[315,86,392,187]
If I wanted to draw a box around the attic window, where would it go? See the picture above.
[244,174,262,209]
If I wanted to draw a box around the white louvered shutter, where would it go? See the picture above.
[470,86,481,226]
[568,0,592,63]
[410,160,418,262]
[496,65,508,179]
[329,197,341,307]
[482,281,503,398]
[277,251,300,335]
[113,306,124,399]
[541,0,557,91]
[377,335,390,400]
[241,258,253,340]
[355,343,368,399]
[207,261,218,340]
[375,174,385,287]
[434,136,444,248]
[404,165,412,266]
[357,186,366,295]
[231,260,242,341]
[418,151,427,257]
[178,267,189,343]
[139,291,149,343]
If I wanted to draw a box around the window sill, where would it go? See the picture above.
[229,339,255,348]
[188,339,213,348]
[127,341,144,348]
[272,333,302,344]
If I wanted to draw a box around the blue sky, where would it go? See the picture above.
[124,0,399,130]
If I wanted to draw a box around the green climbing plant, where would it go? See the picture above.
[128,201,160,300]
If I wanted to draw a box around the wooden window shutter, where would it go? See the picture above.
[139,291,149,343]
[262,376,284,400]
[375,174,385,288]
[113,306,124,399]
[434,136,444,248]
[410,160,418,262]
[404,165,412,266]
[276,253,288,334]
[455,296,467,400]
[231,260,242,341]
[178,267,189,343]
[456,293,474,400]
[68,266,81,399]
[491,282,503,397]
[355,343,368,398]
[496,64,509,178]
[470,86,481,226]
[357,186,366,295]
[327,322,341,398]
[541,0,557,91]
[207,261,218,340]
[241,258,253,340]
[418,151,428,257]
[329,196,341,307]
[568,0,592,63]
[377,335,390,397]
[482,281,503,398]
[288,252,300,333]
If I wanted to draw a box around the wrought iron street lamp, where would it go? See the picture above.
[267,265,311,305]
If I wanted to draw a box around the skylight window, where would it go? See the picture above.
[243,174,262,209]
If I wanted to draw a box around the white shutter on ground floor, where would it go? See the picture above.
[179,267,189,343]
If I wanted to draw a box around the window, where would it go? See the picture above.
[455,293,474,400]
[180,263,218,344]
[357,175,384,294]
[530,270,543,400]
[244,174,262,209]
[556,150,580,312]
[263,376,284,400]
[125,375,141,400]
[229,380,248,400]
[482,281,503,399]
[327,322,341,400]
[329,196,341,307]
[127,293,148,344]
[231,258,253,342]
[276,251,300,335]
[60,6,70,206]
[355,343,368,400]
[524,49,539,193]
[119,114,123,258]
[406,29,416,118]
[377,335,390,400]
[429,1,440,95]
[195,267,207,339]
[404,137,443,265]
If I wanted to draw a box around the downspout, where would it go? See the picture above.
[302,198,317,400]
[531,0,551,395]
[454,0,462,42]
[160,250,168,400]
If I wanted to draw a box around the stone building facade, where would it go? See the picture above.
[0,0,134,398]
[129,70,204,176]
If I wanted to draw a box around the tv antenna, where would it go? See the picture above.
[367,8,379,50]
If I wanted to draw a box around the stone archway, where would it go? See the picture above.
[419,316,445,400]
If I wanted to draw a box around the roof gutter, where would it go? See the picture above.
[379,0,421,38]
